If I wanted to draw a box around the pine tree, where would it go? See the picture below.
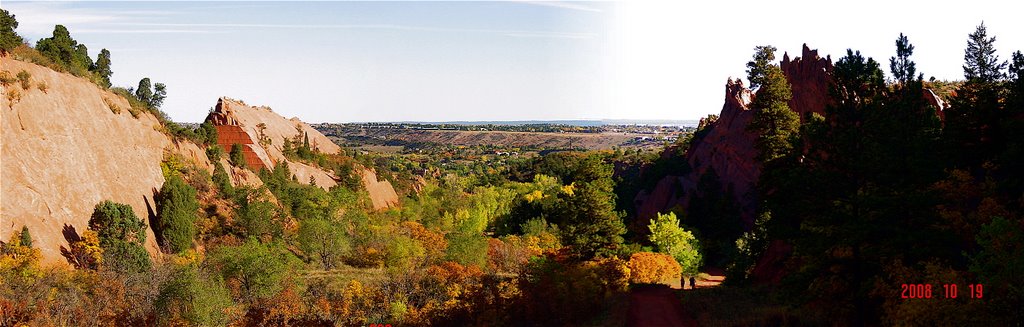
[746,45,799,162]
[890,33,918,85]
[19,226,32,248]
[136,78,153,105]
[93,49,112,88]
[0,9,23,53]
[156,174,199,253]
[964,22,1007,83]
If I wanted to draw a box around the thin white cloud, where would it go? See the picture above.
[514,1,604,13]
[4,2,178,36]
[74,29,222,34]
[116,22,597,39]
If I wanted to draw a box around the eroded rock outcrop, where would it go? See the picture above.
[205,97,399,210]
[635,45,835,228]
[781,44,833,120]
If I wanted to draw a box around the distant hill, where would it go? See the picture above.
[352,119,700,127]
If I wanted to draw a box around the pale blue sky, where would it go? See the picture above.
[5,1,1024,123]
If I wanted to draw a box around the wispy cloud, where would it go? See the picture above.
[74,29,222,34]
[5,2,178,36]
[116,22,597,39]
[513,1,604,13]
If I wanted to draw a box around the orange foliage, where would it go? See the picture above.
[400,221,447,264]
[627,252,681,284]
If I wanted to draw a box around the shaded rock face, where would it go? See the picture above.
[781,44,833,120]
[634,45,835,228]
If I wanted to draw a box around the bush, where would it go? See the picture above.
[0,70,13,86]
[211,239,297,303]
[5,88,20,108]
[229,143,247,168]
[156,174,200,253]
[155,265,233,326]
[36,81,47,94]
[206,145,224,162]
[103,97,121,114]
[16,70,30,90]
[88,200,152,273]
[626,252,681,284]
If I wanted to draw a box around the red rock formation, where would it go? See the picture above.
[635,45,835,228]
[923,88,947,122]
[781,44,833,120]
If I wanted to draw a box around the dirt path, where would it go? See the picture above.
[626,285,697,327]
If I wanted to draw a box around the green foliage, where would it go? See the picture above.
[0,9,23,53]
[964,22,1007,83]
[88,200,151,273]
[211,239,297,303]
[647,212,702,276]
[155,264,233,326]
[212,161,234,198]
[15,70,30,90]
[745,45,798,162]
[152,82,167,109]
[229,143,246,168]
[157,174,200,253]
[233,187,285,240]
[206,144,224,162]
[35,25,93,76]
[135,77,153,105]
[93,48,112,88]
[199,121,219,146]
[298,218,349,270]
[18,226,32,248]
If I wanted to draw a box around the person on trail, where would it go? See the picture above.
[689,276,696,290]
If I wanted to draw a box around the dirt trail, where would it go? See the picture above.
[626,285,697,327]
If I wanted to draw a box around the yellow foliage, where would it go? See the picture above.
[627,252,681,285]
[561,183,575,196]
[66,230,103,270]
[524,190,544,203]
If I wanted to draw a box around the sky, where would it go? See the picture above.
[5,1,1024,123]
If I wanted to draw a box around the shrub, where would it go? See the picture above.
[155,265,233,326]
[6,88,21,108]
[211,161,233,198]
[36,81,47,94]
[16,69,30,90]
[206,145,224,162]
[0,70,13,86]
[626,252,681,284]
[88,200,152,273]
[104,97,121,114]
[229,143,247,168]
[211,239,297,303]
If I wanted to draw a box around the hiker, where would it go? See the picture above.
[689,276,696,290]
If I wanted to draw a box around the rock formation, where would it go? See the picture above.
[205,97,399,210]
[1,57,193,263]
[635,45,835,228]
[781,44,833,120]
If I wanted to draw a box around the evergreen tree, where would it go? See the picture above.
[19,226,32,248]
[157,174,199,253]
[890,33,918,85]
[93,49,112,88]
[229,143,247,168]
[136,78,153,106]
[964,22,1007,83]
[35,25,92,73]
[0,9,23,53]
[746,45,799,163]
[151,82,167,109]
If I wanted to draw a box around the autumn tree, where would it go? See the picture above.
[155,264,233,326]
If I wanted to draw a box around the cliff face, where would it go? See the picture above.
[0,57,189,263]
